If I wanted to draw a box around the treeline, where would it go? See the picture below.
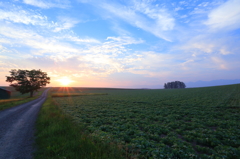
[164,81,186,89]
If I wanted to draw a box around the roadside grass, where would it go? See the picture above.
[34,91,125,159]
[51,93,108,97]
[0,89,46,111]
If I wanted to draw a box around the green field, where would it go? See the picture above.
[0,87,46,110]
[51,85,240,158]
[1,86,32,98]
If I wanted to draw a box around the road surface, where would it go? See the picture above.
[0,88,49,159]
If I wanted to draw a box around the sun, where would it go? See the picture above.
[57,77,74,86]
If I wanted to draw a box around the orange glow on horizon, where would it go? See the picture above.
[56,77,74,86]
[49,76,130,88]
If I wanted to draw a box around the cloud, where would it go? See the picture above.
[181,59,194,70]
[106,36,144,45]
[53,16,80,32]
[0,24,80,57]
[205,0,240,30]
[55,35,100,44]
[1,0,240,87]
[123,51,179,78]
[23,0,70,9]
[0,5,49,26]
[171,34,240,74]
[211,56,228,70]
[0,4,89,33]
[178,34,238,56]
[1,29,175,80]
[80,36,143,58]
[0,23,147,77]
[110,22,131,36]
[0,45,10,55]
[78,0,175,41]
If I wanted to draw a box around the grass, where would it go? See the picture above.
[1,86,32,98]
[34,90,126,159]
[0,88,47,111]
[0,98,24,104]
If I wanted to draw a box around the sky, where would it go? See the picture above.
[0,0,240,88]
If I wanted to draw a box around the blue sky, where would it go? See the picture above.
[0,0,240,88]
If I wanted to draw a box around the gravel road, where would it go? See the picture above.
[0,88,49,159]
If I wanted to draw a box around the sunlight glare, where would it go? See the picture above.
[57,77,74,86]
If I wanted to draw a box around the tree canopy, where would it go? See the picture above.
[6,69,50,97]
[164,81,186,89]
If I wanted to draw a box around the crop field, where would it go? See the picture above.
[52,93,108,97]
[51,85,240,158]
[1,86,32,98]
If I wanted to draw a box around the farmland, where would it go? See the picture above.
[51,85,240,158]
[1,86,32,98]
[0,87,46,110]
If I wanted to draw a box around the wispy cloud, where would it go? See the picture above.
[0,5,49,26]
[211,56,228,70]
[110,22,131,36]
[0,19,147,77]
[0,3,100,57]
[106,36,143,45]
[205,0,240,31]
[53,16,80,32]
[23,0,70,9]
[78,0,175,41]
[0,24,80,57]
[177,31,240,56]
[55,35,100,44]
[126,51,176,77]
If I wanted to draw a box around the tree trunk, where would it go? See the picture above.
[30,91,33,97]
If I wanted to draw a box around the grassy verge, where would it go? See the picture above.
[51,93,108,97]
[0,89,46,111]
[34,92,125,159]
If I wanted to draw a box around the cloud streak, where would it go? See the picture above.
[79,0,175,41]
[53,16,80,32]
[0,5,48,26]
[23,0,70,9]
[205,0,240,31]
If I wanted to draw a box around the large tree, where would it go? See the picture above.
[6,69,50,97]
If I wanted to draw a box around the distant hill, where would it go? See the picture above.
[186,79,240,88]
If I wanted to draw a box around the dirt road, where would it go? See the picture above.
[0,89,49,159]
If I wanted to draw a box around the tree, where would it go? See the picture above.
[164,81,186,89]
[6,69,50,97]
[164,83,167,89]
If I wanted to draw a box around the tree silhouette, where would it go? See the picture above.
[164,81,186,89]
[6,69,50,97]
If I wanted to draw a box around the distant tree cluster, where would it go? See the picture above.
[164,81,186,89]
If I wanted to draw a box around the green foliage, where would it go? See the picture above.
[35,91,125,159]
[52,84,240,158]
[6,69,50,97]
[51,93,108,97]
